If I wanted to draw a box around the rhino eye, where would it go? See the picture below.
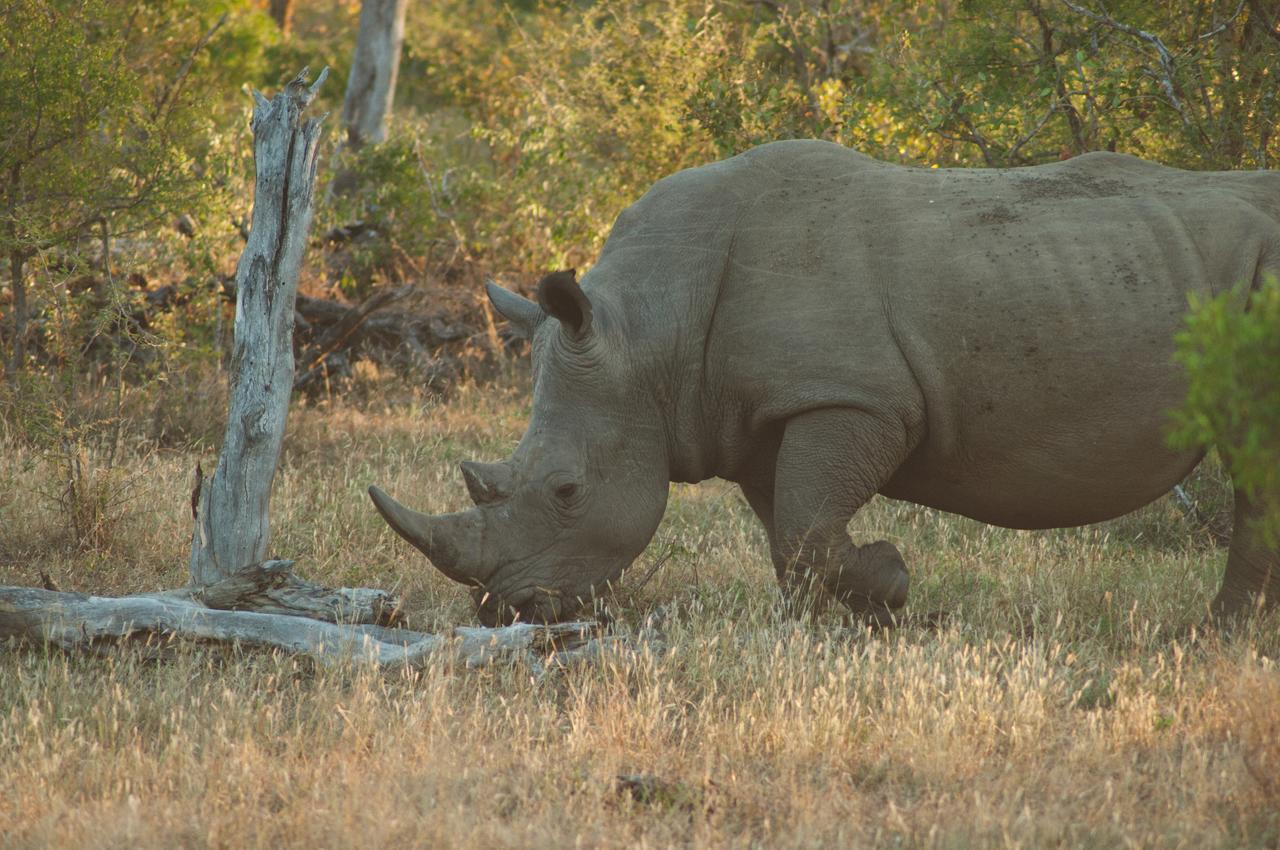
[554,482,578,501]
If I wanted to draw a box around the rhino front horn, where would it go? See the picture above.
[367,485,489,587]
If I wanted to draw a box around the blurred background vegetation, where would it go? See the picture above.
[1,0,1278,541]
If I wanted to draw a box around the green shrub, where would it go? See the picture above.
[1171,275,1280,546]
[395,0,1280,274]
[318,121,484,297]
[451,1,733,268]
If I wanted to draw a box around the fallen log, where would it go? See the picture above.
[0,570,613,671]
[184,558,403,626]
[2,559,634,671]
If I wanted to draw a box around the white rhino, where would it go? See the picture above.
[370,140,1278,625]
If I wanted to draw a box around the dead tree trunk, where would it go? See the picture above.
[341,0,409,149]
[189,67,328,586]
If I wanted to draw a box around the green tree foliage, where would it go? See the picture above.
[1172,276,1280,546]
[0,0,277,379]
[0,0,288,529]
[853,0,1280,169]
[8,0,1277,326]
[463,1,737,267]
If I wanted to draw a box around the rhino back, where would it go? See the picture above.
[602,140,1280,527]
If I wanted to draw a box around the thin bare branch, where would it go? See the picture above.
[1060,0,1188,121]
[1007,103,1060,162]
[1198,0,1248,40]
[151,12,229,123]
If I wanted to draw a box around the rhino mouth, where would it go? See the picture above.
[471,583,586,626]
[471,558,627,625]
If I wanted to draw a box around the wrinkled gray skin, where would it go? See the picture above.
[371,140,1280,626]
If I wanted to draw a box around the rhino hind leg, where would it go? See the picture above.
[1211,487,1278,620]
[768,407,918,617]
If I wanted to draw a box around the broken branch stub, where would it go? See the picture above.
[189,558,404,627]
[189,68,328,586]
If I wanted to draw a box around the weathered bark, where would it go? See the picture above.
[341,0,409,149]
[188,558,403,625]
[189,68,328,586]
[268,0,295,36]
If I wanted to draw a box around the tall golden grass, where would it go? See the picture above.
[2,373,1277,848]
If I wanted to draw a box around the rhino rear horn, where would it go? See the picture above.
[485,279,543,339]
[460,460,513,505]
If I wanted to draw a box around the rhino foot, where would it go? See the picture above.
[842,605,954,632]
[820,539,910,610]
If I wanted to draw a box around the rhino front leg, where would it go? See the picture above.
[742,474,835,617]
[770,407,917,618]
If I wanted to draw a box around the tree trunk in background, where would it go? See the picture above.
[4,158,25,382]
[268,0,295,36]
[5,249,26,382]
[341,0,409,149]
[189,68,327,586]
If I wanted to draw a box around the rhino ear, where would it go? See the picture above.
[536,269,592,340]
[485,279,543,339]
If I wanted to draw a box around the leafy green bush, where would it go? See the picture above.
[462,1,730,268]
[5,0,1277,430]
[318,120,486,297]
[0,0,283,388]
[0,0,287,553]
[1171,275,1280,546]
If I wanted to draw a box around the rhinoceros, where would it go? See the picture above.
[369,139,1279,626]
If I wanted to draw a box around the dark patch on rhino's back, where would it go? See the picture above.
[1008,150,1175,204]
[976,205,1018,225]
[1014,172,1129,203]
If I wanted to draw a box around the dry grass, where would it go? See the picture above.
[2,373,1278,849]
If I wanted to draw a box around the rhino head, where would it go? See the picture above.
[368,270,670,625]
